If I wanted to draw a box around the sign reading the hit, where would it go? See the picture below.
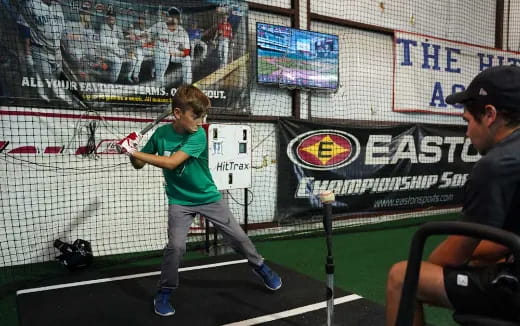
[393,31,520,115]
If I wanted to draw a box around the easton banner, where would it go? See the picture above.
[393,30,520,115]
[277,119,479,222]
[0,0,249,113]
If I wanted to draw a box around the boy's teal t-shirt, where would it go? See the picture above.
[141,124,221,205]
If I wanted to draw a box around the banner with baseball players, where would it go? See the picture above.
[393,30,520,115]
[277,118,478,223]
[0,0,250,113]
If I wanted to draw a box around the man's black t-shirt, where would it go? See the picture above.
[462,128,520,234]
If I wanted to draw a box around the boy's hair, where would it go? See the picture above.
[172,85,211,118]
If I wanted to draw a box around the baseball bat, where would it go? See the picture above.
[139,107,172,135]
[60,69,172,138]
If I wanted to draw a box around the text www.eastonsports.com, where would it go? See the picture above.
[373,193,454,208]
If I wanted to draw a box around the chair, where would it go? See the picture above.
[395,221,520,326]
[452,313,518,326]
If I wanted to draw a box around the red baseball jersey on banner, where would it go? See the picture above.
[218,22,232,39]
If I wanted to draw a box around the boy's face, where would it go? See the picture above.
[174,107,205,133]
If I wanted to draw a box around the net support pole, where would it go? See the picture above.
[320,191,335,326]
[244,188,249,234]
[204,216,210,254]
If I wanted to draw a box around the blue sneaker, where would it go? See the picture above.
[253,263,282,291]
[153,289,175,316]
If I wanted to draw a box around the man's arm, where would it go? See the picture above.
[428,235,480,267]
[99,24,109,43]
[468,240,510,266]
[131,150,190,170]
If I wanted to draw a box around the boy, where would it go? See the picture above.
[216,13,233,66]
[117,85,282,317]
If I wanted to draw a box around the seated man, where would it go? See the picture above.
[385,65,520,326]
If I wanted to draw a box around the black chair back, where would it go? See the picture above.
[453,312,519,326]
[395,221,520,326]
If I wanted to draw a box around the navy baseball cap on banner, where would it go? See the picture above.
[168,6,181,17]
[446,65,520,111]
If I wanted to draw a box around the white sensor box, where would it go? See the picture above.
[204,124,252,190]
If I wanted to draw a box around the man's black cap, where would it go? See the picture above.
[446,65,520,111]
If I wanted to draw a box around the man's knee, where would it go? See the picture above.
[388,260,408,290]
[110,56,122,65]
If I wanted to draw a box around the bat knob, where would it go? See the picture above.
[319,191,335,204]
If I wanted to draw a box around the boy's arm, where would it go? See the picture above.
[131,150,190,170]
[118,131,156,169]
[130,156,147,169]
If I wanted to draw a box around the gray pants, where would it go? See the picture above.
[159,199,264,289]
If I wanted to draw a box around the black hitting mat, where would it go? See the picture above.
[17,255,384,326]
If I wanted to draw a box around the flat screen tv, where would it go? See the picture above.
[256,22,339,91]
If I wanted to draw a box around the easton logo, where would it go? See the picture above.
[287,130,360,170]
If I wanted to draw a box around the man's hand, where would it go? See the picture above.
[116,131,142,156]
